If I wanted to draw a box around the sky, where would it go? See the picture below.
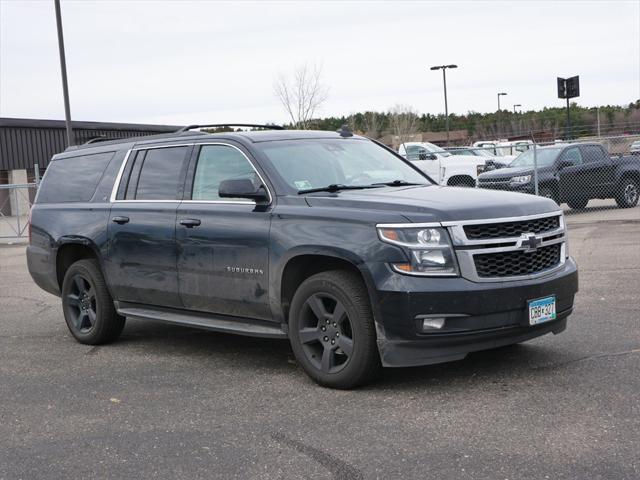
[1,0,639,126]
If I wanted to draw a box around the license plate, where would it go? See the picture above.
[528,296,556,325]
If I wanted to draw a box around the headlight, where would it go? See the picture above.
[377,226,458,276]
[510,175,532,184]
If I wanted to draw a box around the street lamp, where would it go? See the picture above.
[430,64,458,146]
[513,104,522,113]
[497,92,507,111]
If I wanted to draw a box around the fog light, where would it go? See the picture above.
[422,317,445,330]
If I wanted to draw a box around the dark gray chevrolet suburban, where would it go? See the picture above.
[27,126,579,388]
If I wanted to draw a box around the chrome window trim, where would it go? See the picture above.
[109,142,273,205]
[184,142,273,205]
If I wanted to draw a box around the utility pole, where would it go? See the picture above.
[54,0,74,146]
[430,64,458,146]
[597,107,601,137]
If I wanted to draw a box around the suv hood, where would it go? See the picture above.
[305,185,558,223]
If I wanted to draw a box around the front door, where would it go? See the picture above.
[176,143,273,320]
[557,146,586,201]
[107,145,191,307]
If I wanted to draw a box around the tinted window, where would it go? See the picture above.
[561,147,583,165]
[192,145,258,201]
[582,145,605,163]
[37,152,114,203]
[134,147,188,200]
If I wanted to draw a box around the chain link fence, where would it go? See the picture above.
[0,166,40,241]
[402,135,640,218]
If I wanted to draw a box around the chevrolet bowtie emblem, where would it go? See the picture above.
[520,233,542,252]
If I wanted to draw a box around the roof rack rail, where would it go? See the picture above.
[83,136,125,145]
[176,123,285,133]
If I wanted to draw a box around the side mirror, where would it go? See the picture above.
[427,153,438,160]
[218,178,269,202]
[557,160,573,170]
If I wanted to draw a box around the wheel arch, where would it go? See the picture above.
[55,237,105,290]
[446,174,476,187]
[275,248,377,326]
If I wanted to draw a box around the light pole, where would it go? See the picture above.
[54,0,74,146]
[497,92,507,111]
[430,64,458,146]
[513,104,522,113]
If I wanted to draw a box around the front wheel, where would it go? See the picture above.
[615,177,639,208]
[288,270,381,389]
[61,259,125,345]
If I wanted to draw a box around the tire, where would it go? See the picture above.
[288,270,381,389]
[567,197,589,210]
[615,177,639,208]
[61,259,125,345]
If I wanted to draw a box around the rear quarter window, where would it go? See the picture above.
[37,151,115,203]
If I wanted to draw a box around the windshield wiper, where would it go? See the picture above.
[297,184,383,194]
[371,180,427,187]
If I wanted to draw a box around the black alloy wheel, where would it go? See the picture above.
[298,293,354,374]
[288,270,381,389]
[61,259,125,345]
[64,274,98,333]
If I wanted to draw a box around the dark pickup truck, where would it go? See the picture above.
[477,142,640,209]
[27,126,578,388]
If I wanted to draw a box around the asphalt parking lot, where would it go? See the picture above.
[1,212,639,479]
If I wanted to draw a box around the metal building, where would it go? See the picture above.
[0,117,179,219]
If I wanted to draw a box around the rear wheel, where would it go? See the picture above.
[288,270,381,389]
[61,259,125,345]
[567,197,589,210]
[615,177,639,208]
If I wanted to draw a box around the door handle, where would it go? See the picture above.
[179,218,201,228]
[112,216,130,225]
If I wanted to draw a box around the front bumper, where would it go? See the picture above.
[367,257,578,367]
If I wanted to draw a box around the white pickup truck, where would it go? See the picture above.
[398,142,486,187]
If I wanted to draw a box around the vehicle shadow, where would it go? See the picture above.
[116,319,566,390]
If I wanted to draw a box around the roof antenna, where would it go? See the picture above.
[337,124,353,137]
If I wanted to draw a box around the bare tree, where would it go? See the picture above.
[362,111,380,138]
[389,104,419,148]
[274,63,329,129]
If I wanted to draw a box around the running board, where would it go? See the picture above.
[116,304,287,339]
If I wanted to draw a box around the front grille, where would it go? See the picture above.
[464,215,560,240]
[473,243,561,278]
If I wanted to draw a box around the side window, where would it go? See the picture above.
[37,152,114,203]
[561,147,583,165]
[582,145,605,163]
[130,146,189,200]
[191,145,259,201]
[406,145,427,161]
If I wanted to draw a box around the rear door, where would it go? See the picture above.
[579,144,615,196]
[176,143,273,320]
[106,145,191,307]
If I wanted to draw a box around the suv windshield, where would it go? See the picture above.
[510,147,562,167]
[257,139,431,191]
